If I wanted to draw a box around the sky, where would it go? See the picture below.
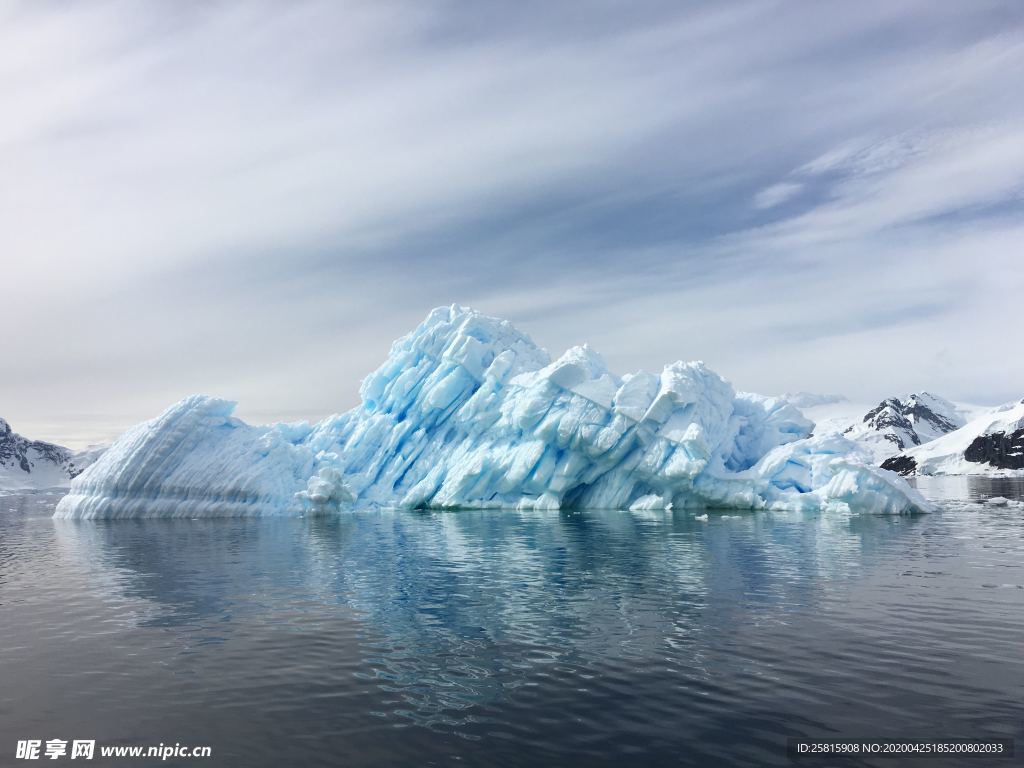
[2,0,1023,447]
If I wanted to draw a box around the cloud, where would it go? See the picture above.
[1,0,1023,444]
[753,182,803,210]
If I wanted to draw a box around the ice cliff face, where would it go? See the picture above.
[1,418,102,491]
[55,306,932,518]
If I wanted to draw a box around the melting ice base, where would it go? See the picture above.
[55,306,931,518]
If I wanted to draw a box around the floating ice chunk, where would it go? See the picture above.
[297,458,355,510]
[55,306,932,519]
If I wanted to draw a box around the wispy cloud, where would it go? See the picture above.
[753,182,803,210]
[1,0,1022,443]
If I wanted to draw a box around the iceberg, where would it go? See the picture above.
[55,306,932,519]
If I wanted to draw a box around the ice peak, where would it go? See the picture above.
[360,306,550,417]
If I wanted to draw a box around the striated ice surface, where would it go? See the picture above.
[55,306,932,518]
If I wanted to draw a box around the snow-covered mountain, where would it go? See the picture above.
[881,400,1024,476]
[0,419,103,491]
[55,306,930,519]
[788,392,986,465]
[842,392,978,461]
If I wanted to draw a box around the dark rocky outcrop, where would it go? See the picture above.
[880,454,918,476]
[964,428,1024,470]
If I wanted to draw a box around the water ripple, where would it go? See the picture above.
[1,480,1022,766]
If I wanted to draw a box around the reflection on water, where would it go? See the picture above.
[910,474,1024,504]
[1,487,1023,767]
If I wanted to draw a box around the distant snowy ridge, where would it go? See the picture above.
[790,392,989,465]
[55,306,931,519]
[881,400,1024,476]
[780,392,847,409]
[0,418,103,491]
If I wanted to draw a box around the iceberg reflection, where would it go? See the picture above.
[52,508,919,725]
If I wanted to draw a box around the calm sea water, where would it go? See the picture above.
[1,479,1022,767]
